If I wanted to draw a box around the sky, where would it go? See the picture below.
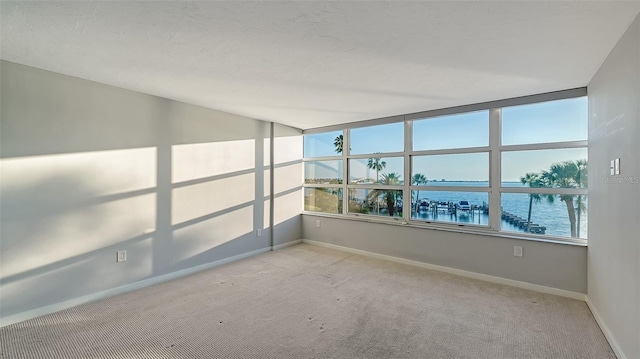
[304,97,588,182]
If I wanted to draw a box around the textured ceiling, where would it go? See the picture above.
[1,1,639,130]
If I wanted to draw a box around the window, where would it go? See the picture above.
[501,148,588,187]
[304,160,343,184]
[502,97,587,145]
[303,131,344,214]
[411,111,490,226]
[412,191,489,225]
[304,188,342,214]
[412,153,489,186]
[348,189,403,218]
[301,92,588,243]
[349,157,404,184]
[345,123,405,218]
[501,193,588,238]
[350,122,404,155]
[500,97,588,240]
[413,111,489,151]
[303,130,343,158]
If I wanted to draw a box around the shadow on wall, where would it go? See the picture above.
[1,164,155,317]
[0,61,304,320]
[0,141,264,319]
[0,61,302,318]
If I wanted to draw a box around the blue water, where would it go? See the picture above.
[411,181,587,239]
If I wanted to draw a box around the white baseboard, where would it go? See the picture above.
[585,296,626,359]
[302,239,586,301]
[273,239,301,250]
[1,246,272,327]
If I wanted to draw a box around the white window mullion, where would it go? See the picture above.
[346,185,405,191]
[489,108,502,232]
[347,152,406,160]
[500,140,588,152]
[500,187,588,195]
[409,186,490,193]
[404,118,412,223]
[302,156,342,162]
[342,129,350,215]
[409,146,491,157]
[303,184,344,189]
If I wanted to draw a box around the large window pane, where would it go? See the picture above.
[304,160,343,184]
[349,157,404,184]
[411,191,489,225]
[412,153,488,186]
[303,131,343,158]
[502,97,587,146]
[304,188,342,214]
[502,148,587,188]
[413,111,489,151]
[350,123,404,155]
[348,189,403,217]
[501,193,587,239]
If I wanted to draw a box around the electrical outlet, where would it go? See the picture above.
[316,220,321,228]
[117,250,127,262]
[256,229,262,237]
[514,246,523,257]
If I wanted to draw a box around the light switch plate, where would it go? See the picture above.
[610,160,615,175]
[117,250,127,262]
[615,158,620,175]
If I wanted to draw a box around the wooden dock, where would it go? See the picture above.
[501,211,546,234]
[414,202,545,234]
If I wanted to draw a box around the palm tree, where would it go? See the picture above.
[367,157,386,184]
[366,157,387,214]
[412,173,428,214]
[368,172,402,216]
[575,195,587,237]
[333,134,344,154]
[574,159,588,238]
[520,172,543,233]
[540,160,588,238]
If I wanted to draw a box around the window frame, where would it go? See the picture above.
[303,186,344,215]
[344,128,407,220]
[303,159,344,185]
[301,89,588,245]
[406,114,492,228]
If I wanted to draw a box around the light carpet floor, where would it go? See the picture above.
[0,243,614,359]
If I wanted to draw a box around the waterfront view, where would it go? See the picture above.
[305,182,588,239]
[410,182,588,239]
[303,97,588,240]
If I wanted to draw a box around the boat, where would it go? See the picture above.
[457,200,471,211]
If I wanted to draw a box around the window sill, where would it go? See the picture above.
[301,211,587,247]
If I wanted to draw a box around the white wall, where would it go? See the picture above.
[0,61,301,323]
[587,13,640,359]
[302,215,587,294]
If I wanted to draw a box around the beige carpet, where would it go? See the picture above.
[1,243,614,359]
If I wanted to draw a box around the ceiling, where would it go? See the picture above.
[1,2,639,130]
